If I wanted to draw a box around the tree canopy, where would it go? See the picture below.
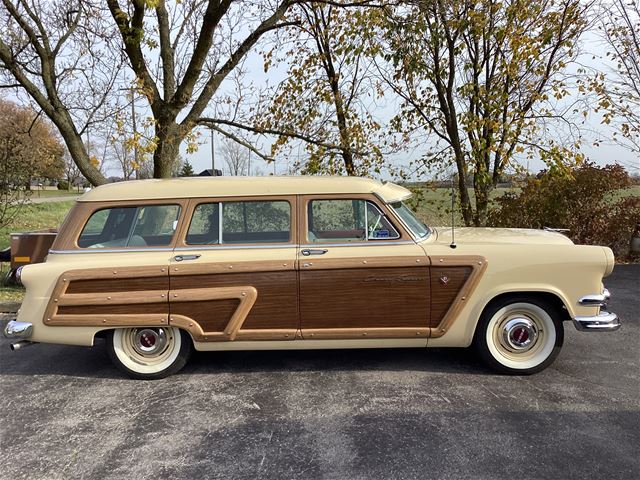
[0,98,64,227]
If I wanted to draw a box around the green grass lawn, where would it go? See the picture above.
[0,200,74,251]
[0,262,24,303]
[1,201,75,302]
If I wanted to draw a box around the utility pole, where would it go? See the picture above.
[130,87,139,180]
[210,127,215,174]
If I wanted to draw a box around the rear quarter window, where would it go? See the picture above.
[77,204,181,248]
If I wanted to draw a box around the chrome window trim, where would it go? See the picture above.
[186,199,293,247]
[10,232,58,236]
[299,240,415,248]
[77,203,182,250]
[175,244,295,251]
[387,202,432,241]
[49,248,175,254]
[219,202,224,244]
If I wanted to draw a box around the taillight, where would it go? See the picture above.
[15,266,24,285]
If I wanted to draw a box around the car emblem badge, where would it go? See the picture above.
[440,276,450,285]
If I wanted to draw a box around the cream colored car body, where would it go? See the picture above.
[7,176,616,357]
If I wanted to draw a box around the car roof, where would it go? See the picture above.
[77,176,413,204]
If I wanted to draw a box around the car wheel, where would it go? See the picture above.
[106,327,192,380]
[474,297,564,375]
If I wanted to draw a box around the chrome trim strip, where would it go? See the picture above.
[175,244,295,251]
[300,240,415,248]
[573,311,620,332]
[10,232,57,236]
[49,248,174,254]
[3,320,33,339]
[386,202,432,241]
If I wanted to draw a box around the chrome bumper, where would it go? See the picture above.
[3,320,33,339]
[574,288,620,332]
[573,311,620,332]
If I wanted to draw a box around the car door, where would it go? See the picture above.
[44,201,185,330]
[298,195,431,340]
[167,196,299,343]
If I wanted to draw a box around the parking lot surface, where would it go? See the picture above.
[1,265,638,480]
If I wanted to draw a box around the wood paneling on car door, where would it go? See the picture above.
[430,266,473,327]
[43,265,170,327]
[299,256,431,339]
[428,255,487,337]
[170,270,298,331]
[168,259,298,342]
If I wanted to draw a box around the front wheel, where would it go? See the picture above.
[106,327,192,380]
[473,297,564,375]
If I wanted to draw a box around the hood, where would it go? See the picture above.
[432,227,574,246]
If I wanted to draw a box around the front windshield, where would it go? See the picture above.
[391,202,430,239]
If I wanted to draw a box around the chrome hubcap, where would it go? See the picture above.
[501,318,538,352]
[132,328,168,356]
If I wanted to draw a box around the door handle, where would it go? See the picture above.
[173,254,201,262]
[301,249,328,256]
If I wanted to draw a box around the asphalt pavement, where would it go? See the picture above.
[0,265,638,480]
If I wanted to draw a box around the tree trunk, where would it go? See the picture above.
[58,120,107,186]
[452,150,474,226]
[457,175,473,226]
[473,185,490,226]
[153,121,183,178]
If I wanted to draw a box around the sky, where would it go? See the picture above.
[181,31,640,180]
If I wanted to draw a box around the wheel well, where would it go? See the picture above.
[92,327,195,344]
[481,292,571,321]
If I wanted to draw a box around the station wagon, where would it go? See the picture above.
[4,176,620,379]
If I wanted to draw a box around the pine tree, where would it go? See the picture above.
[179,161,195,177]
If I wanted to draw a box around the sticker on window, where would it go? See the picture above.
[373,230,390,238]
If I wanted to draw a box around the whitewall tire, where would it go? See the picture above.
[474,297,564,375]
[106,327,192,380]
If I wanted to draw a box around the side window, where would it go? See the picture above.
[307,199,399,243]
[186,200,291,245]
[78,205,181,248]
[186,203,220,245]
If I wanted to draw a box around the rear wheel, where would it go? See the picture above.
[106,327,192,380]
[474,297,564,375]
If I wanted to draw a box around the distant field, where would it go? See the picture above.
[18,189,82,199]
[409,185,640,226]
[409,186,520,226]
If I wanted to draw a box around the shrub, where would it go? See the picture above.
[57,180,69,190]
[487,163,640,259]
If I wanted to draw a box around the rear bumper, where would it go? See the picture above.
[573,311,620,332]
[3,320,33,339]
